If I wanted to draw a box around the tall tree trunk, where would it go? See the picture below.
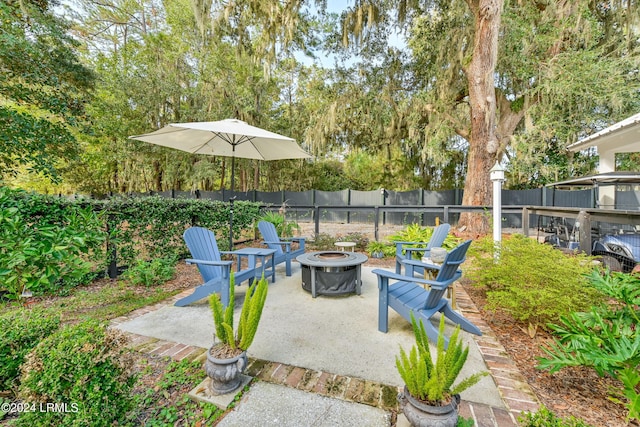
[459,0,504,234]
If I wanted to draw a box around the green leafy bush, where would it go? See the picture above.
[310,233,336,250]
[538,270,640,422]
[17,320,136,427]
[518,405,593,426]
[0,308,60,391]
[337,232,369,251]
[0,188,106,298]
[467,234,602,334]
[121,257,176,287]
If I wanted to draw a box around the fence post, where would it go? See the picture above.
[443,206,449,224]
[577,210,592,255]
[522,207,530,236]
[106,214,118,279]
[374,206,380,241]
[314,205,320,236]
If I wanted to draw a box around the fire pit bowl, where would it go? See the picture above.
[296,251,368,297]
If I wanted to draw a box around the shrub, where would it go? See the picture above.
[121,257,176,287]
[538,270,640,422]
[17,320,136,427]
[0,188,106,298]
[310,233,336,250]
[467,234,602,335]
[0,309,60,391]
[518,405,593,426]
[337,232,369,251]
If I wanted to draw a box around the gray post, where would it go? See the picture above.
[577,210,592,255]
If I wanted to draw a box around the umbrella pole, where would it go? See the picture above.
[229,196,236,250]
[230,148,236,192]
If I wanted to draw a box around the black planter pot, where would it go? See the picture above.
[204,345,248,395]
[398,386,460,427]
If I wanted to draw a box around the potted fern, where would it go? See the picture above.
[396,313,487,426]
[205,274,268,395]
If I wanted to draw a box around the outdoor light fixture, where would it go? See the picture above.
[490,162,505,255]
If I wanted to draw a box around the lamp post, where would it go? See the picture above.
[490,162,505,250]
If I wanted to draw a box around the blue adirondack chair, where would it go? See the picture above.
[258,220,306,276]
[373,239,481,347]
[176,227,256,307]
[394,223,451,275]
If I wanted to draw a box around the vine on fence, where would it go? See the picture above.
[0,187,263,296]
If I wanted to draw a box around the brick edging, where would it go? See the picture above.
[454,284,541,418]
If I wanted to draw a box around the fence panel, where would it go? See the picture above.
[386,190,422,225]
[284,190,314,222]
[616,187,640,210]
[257,191,284,205]
[502,188,542,228]
[315,190,349,223]
[349,190,382,223]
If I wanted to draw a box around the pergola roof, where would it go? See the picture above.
[567,112,640,154]
[547,171,640,187]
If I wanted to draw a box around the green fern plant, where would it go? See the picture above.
[396,313,487,404]
[389,224,459,259]
[209,274,268,352]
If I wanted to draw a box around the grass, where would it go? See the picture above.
[0,278,181,324]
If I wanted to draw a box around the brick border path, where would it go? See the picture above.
[111,284,541,426]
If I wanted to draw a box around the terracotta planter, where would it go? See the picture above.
[204,345,248,395]
[398,386,460,427]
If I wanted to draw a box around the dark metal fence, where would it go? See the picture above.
[109,186,640,233]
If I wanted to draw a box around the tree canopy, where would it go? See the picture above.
[2,0,640,231]
[0,0,94,181]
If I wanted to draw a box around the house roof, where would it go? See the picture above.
[567,112,640,153]
[547,171,640,187]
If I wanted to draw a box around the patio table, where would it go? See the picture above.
[231,248,277,283]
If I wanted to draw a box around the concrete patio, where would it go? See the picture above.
[111,263,540,426]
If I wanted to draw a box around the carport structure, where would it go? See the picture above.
[567,112,640,208]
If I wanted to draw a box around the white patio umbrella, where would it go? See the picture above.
[130,119,311,248]
[129,118,311,191]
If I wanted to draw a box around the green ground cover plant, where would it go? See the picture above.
[518,405,594,426]
[16,320,136,427]
[0,308,60,391]
[538,270,640,422]
[467,234,603,336]
[126,359,222,426]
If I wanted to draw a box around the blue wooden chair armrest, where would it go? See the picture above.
[185,258,233,267]
[372,268,458,290]
[261,240,293,252]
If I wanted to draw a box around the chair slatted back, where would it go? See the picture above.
[427,223,451,251]
[424,239,472,309]
[258,221,284,256]
[183,227,223,282]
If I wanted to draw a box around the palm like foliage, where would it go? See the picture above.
[396,313,486,403]
[209,274,268,352]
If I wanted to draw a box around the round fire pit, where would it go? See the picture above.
[296,251,368,297]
